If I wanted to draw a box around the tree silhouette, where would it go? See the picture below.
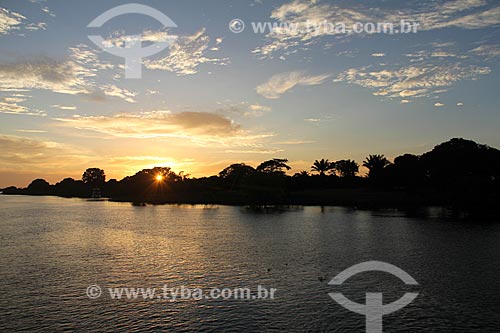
[82,168,105,187]
[421,138,500,189]
[27,179,51,195]
[4,138,500,208]
[311,159,334,176]
[335,159,359,177]
[256,158,291,174]
[219,163,255,179]
[363,155,390,179]
[125,167,182,184]
[293,170,310,177]
[147,167,181,182]
[385,154,424,188]
[219,163,255,189]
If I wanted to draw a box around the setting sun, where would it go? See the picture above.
[155,175,163,181]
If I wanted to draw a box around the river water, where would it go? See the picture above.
[1,196,499,332]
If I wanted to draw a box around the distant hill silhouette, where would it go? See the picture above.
[2,138,499,212]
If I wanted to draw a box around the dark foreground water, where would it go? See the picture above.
[1,196,500,332]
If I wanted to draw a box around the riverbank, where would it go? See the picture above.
[4,187,497,214]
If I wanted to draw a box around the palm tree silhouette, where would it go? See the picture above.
[311,159,334,176]
[363,154,390,179]
[335,159,359,177]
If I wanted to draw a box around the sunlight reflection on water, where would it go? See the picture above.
[1,196,500,332]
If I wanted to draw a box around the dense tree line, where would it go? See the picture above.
[2,138,499,207]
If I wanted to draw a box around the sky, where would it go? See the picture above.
[0,0,499,187]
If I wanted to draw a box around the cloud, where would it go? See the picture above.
[0,94,45,116]
[256,71,329,99]
[0,46,137,105]
[0,101,30,115]
[437,0,487,13]
[0,58,89,95]
[41,6,56,18]
[469,44,500,59]
[245,103,272,117]
[254,0,500,57]
[248,104,272,112]
[253,0,357,57]
[54,111,239,139]
[215,102,273,118]
[68,44,114,72]
[383,0,499,31]
[100,30,177,48]
[0,4,53,35]
[51,105,77,110]
[224,148,284,154]
[334,63,490,100]
[440,6,500,29]
[50,104,74,111]
[431,51,461,58]
[275,140,315,145]
[3,96,25,103]
[16,129,47,133]
[101,84,136,103]
[144,29,227,75]
[332,40,497,103]
[146,89,160,95]
[0,135,88,169]
[0,8,25,34]
[53,110,277,148]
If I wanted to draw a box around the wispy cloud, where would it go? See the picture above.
[101,84,136,103]
[275,140,315,145]
[469,44,500,59]
[55,111,236,138]
[215,101,273,118]
[16,129,47,133]
[334,62,490,101]
[0,8,25,34]
[256,71,329,99]
[0,58,89,95]
[0,94,45,116]
[224,148,284,154]
[248,104,272,112]
[100,29,177,48]
[0,135,88,169]
[54,111,227,139]
[0,45,137,106]
[245,103,272,117]
[53,110,276,148]
[0,3,53,36]
[144,29,227,75]
[51,104,77,110]
[254,0,500,58]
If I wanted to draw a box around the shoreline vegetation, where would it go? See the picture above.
[2,138,499,216]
